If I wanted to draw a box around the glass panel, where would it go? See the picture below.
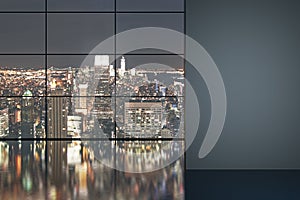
[0,141,47,198]
[0,97,46,139]
[116,143,184,199]
[0,55,45,97]
[48,55,116,97]
[47,140,115,199]
[46,96,115,139]
[116,55,184,97]
[0,140,116,199]
[48,14,114,54]
[116,97,184,139]
[116,14,184,54]
[0,0,44,11]
[0,14,44,54]
[117,0,184,12]
[48,0,114,12]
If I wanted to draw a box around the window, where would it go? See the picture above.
[0,0,185,199]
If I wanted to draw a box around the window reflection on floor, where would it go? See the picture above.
[0,140,184,200]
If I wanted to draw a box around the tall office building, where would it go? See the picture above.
[21,90,35,138]
[94,54,113,126]
[0,108,9,137]
[94,55,111,96]
[124,101,163,138]
[48,80,68,138]
[109,65,115,77]
[119,56,126,77]
[77,83,88,109]
[93,55,114,136]
[73,83,89,134]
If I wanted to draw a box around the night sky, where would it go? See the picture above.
[0,0,184,68]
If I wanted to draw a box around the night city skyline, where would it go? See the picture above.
[0,54,185,199]
[0,0,185,199]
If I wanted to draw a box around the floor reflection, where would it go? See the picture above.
[0,140,184,200]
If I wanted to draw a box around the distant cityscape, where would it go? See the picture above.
[0,55,185,198]
[0,55,184,139]
[0,0,186,198]
[0,55,185,199]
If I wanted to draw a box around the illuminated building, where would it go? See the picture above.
[21,90,35,138]
[94,55,114,136]
[109,64,115,77]
[0,108,9,137]
[48,80,68,138]
[67,116,82,137]
[77,84,88,109]
[94,55,112,96]
[119,56,126,77]
[124,101,162,138]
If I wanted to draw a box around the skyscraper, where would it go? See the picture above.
[119,56,126,77]
[0,108,9,137]
[124,101,162,138]
[93,55,114,136]
[94,55,112,96]
[21,90,35,138]
[48,81,68,138]
[77,83,88,109]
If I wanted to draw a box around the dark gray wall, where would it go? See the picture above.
[186,0,300,168]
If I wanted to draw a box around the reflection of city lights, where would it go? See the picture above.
[0,141,184,199]
[77,162,88,196]
[0,143,8,166]
[35,152,40,162]
[16,155,21,177]
[49,186,57,200]
[22,171,33,192]
[87,164,94,182]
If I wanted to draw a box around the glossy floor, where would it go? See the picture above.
[0,140,184,200]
